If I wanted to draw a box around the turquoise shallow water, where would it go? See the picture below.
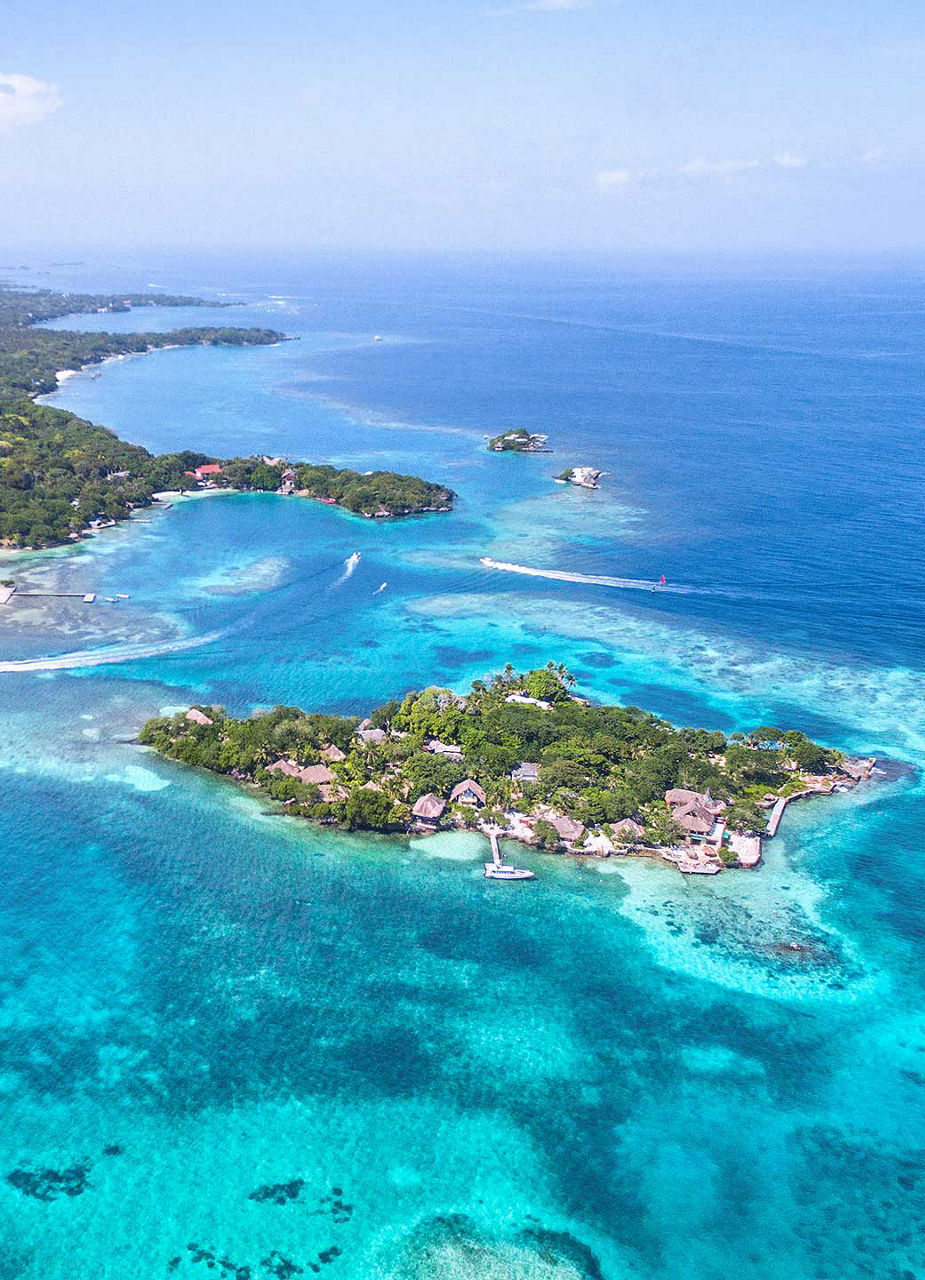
[1,254,924,1279]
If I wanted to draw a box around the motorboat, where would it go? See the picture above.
[484,862,535,881]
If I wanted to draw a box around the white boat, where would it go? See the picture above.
[484,862,535,881]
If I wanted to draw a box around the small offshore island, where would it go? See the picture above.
[0,287,453,548]
[141,664,875,876]
[487,427,550,452]
[555,466,603,489]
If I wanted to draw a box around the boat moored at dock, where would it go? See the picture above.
[484,862,536,881]
[483,826,536,881]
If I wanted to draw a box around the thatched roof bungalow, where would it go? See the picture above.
[319,782,348,802]
[298,763,336,786]
[611,817,644,843]
[672,801,717,836]
[450,779,486,807]
[266,759,303,779]
[266,760,336,787]
[412,793,446,822]
[665,788,724,813]
[551,814,585,843]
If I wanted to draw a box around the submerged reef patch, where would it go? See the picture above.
[6,1158,92,1201]
[247,1179,352,1223]
[377,1211,607,1279]
[248,1178,306,1205]
[577,651,617,669]
[790,1125,925,1278]
[515,1227,607,1280]
[185,1242,252,1279]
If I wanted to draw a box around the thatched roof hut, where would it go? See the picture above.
[665,787,702,807]
[551,814,585,843]
[672,801,715,835]
[266,759,302,779]
[298,763,336,786]
[611,817,644,842]
[412,793,446,821]
[450,779,486,807]
[185,708,213,726]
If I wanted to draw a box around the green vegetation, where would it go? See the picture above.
[288,463,454,516]
[0,403,217,547]
[140,665,846,851]
[0,286,282,398]
[487,428,549,452]
[0,287,453,547]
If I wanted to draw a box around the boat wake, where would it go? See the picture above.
[329,551,361,588]
[0,630,225,673]
[479,557,693,594]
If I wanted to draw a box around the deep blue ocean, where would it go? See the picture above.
[1,253,923,1279]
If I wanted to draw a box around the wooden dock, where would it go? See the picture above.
[488,829,503,867]
[766,796,788,837]
[11,591,99,601]
[766,787,832,837]
[483,826,536,880]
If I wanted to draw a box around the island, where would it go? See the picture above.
[0,288,454,548]
[555,466,603,489]
[0,285,282,397]
[487,428,550,452]
[139,664,875,875]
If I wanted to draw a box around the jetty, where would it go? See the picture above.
[764,761,876,836]
[3,590,101,603]
[484,826,535,881]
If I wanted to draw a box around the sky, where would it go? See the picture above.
[2,0,923,253]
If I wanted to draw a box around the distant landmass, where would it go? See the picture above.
[0,288,453,548]
[0,286,280,397]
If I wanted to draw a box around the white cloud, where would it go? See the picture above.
[773,152,808,169]
[0,73,62,131]
[597,168,633,189]
[680,158,758,178]
[857,147,884,164]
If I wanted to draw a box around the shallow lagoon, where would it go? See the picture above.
[2,255,924,1279]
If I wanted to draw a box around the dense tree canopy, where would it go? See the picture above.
[0,286,282,398]
[0,287,454,547]
[140,665,843,843]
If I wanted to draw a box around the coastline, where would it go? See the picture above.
[139,678,878,882]
[2,262,922,1280]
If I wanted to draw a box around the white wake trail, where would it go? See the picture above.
[479,557,691,594]
[329,551,361,589]
[0,630,225,673]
